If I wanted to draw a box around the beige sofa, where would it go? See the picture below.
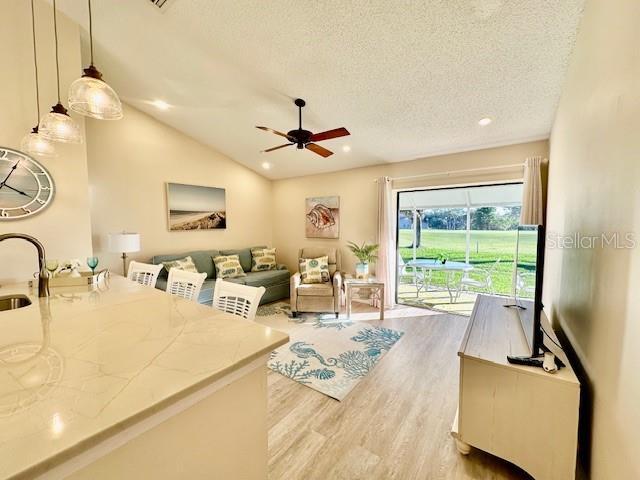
[290,247,342,318]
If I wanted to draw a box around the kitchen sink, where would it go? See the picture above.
[0,295,32,312]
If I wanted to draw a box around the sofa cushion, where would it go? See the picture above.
[161,256,199,274]
[220,246,265,272]
[297,282,334,297]
[244,269,290,288]
[152,250,219,279]
[213,255,246,279]
[250,247,277,272]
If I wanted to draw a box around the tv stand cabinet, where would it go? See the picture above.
[452,295,580,480]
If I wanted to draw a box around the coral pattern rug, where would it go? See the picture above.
[257,303,404,401]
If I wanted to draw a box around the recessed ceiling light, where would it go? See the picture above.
[152,99,170,111]
[261,161,271,170]
[478,117,492,126]
[342,145,351,153]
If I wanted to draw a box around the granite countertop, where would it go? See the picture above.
[0,275,288,479]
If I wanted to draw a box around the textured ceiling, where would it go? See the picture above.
[55,0,584,179]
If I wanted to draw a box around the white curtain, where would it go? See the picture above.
[377,176,396,306]
[521,156,544,225]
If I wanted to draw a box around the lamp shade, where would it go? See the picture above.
[108,232,140,253]
[69,74,123,120]
[39,103,83,144]
[20,128,57,158]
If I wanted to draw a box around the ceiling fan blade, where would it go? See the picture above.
[256,126,294,141]
[262,143,293,153]
[305,143,333,158]
[309,127,350,142]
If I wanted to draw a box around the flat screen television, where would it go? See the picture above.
[509,224,546,358]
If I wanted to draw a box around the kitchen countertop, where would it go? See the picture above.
[0,275,288,479]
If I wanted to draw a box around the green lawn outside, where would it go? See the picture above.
[398,229,537,295]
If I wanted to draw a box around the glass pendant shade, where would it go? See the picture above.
[40,102,83,144]
[20,127,57,158]
[69,65,123,120]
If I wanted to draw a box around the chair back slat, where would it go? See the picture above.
[167,268,207,302]
[212,279,265,321]
[127,261,163,287]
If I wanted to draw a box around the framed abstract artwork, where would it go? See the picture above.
[305,196,339,238]
[166,182,226,231]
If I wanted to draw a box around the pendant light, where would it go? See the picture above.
[68,0,122,120]
[21,0,56,158]
[40,0,83,144]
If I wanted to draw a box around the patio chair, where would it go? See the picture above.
[397,253,429,297]
[454,259,501,302]
[516,271,536,298]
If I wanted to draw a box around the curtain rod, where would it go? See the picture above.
[387,162,525,182]
[373,163,523,183]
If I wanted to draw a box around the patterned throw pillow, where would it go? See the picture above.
[162,256,199,274]
[213,254,246,279]
[299,256,330,284]
[251,247,277,272]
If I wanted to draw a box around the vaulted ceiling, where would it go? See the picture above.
[55,0,584,179]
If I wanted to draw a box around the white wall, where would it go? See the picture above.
[86,104,273,273]
[272,140,548,274]
[544,0,640,478]
[0,0,92,283]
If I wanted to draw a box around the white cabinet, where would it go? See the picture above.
[452,295,580,480]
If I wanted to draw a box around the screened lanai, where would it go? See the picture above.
[398,183,523,262]
[396,183,525,315]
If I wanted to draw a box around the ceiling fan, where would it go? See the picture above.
[256,98,350,158]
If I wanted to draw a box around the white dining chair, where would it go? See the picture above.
[127,261,163,287]
[212,278,266,321]
[166,268,207,302]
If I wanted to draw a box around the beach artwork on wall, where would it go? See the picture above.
[305,196,339,238]
[166,182,226,231]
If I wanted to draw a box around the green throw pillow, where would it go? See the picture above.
[162,256,199,274]
[213,254,246,279]
[299,256,330,284]
[251,247,277,272]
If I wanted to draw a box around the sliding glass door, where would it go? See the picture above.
[396,183,524,315]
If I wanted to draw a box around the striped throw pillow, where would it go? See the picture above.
[251,247,277,272]
[213,254,246,279]
[299,256,330,284]
[162,256,199,274]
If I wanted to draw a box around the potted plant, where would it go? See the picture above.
[436,252,448,265]
[347,241,379,279]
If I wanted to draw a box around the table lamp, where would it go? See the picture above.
[108,232,141,275]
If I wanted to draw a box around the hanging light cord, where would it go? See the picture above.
[30,0,41,124]
[88,0,94,66]
[52,0,61,103]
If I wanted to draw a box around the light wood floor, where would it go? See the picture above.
[266,304,531,480]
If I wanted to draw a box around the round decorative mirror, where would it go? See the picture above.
[0,147,55,220]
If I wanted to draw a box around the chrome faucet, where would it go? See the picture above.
[0,233,49,297]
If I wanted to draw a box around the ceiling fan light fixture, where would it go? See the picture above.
[21,126,57,158]
[69,65,123,120]
[40,102,83,144]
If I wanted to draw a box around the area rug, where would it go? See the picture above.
[258,302,404,401]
